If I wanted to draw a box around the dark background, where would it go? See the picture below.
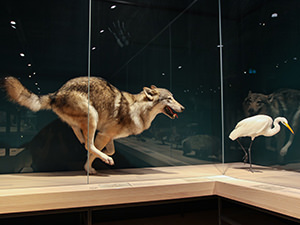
[0,0,299,172]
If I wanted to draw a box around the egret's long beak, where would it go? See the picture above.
[283,122,295,134]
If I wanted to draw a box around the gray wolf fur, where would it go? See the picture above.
[243,89,300,157]
[2,76,184,174]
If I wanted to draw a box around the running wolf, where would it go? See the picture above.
[243,89,300,157]
[2,76,185,174]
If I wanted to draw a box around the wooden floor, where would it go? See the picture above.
[1,163,300,219]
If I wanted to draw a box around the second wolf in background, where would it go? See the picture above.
[243,89,300,158]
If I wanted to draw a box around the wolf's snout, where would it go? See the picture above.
[248,108,254,115]
[180,106,185,112]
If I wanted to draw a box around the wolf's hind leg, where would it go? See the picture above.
[52,96,114,173]
[71,126,85,144]
[80,107,114,168]
[84,153,97,174]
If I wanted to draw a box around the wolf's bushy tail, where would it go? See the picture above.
[1,76,52,112]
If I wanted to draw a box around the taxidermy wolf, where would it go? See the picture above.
[2,76,185,174]
[243,89,300,158]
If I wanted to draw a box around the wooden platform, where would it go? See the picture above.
[1,163,300,219]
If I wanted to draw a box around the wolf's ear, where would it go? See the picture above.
[248,90,252,96]
[151,85,157,89]
[143,87,157,100]
[268,94,274,102]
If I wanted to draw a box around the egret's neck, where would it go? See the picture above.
[265,118,281,137]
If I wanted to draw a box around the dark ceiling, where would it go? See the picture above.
[1,0,299,93]
[0,0,260,77]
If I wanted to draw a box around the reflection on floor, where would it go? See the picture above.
[0,135,218,174]
[225,162,300,189]
[116,136,215,167]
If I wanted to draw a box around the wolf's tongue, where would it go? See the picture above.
[167,106,178,118]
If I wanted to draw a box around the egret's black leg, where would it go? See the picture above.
[236,139,248,163]
[248,140,253,172]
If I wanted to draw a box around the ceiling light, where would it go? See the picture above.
[20,53,25,57]
[110,5,116,9]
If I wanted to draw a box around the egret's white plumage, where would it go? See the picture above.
[229,115,293,141]
[229,115,294,172]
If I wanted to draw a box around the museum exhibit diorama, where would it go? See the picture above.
[1,0,300,224]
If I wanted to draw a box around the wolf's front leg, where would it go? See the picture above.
[280,110,300,157]
[84,146,114,174]
[83,131,115,174]
[84,142,115,171]
[84,138,115,174]
[97,137,115,156]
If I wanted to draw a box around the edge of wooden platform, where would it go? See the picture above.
[1,164,300,219]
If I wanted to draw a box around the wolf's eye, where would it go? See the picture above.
[167,97,173,102]
[245,99,251,105]
[256,100,263,105]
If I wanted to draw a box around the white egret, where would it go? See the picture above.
[229,115,294,172]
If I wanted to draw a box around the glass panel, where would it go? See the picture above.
[0,0,88,186]
[89,0,222,174]
[223,0,300,185]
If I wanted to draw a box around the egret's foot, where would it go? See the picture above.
[247,167,262,173]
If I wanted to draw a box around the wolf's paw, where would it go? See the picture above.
[84,165,98,174]
[103,156,114,166]
[89,167,98,175]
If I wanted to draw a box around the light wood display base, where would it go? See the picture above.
[1,163,300,221]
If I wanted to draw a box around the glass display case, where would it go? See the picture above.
[0,0,300,221]
[222,0,300,182]
[0,0,89,184]
[0,0,224,182]
[89,0,222,172]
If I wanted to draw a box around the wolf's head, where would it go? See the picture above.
[243,91,273,116]
[143,85,185,119]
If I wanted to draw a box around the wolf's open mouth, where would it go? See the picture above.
[164,106,178,119]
